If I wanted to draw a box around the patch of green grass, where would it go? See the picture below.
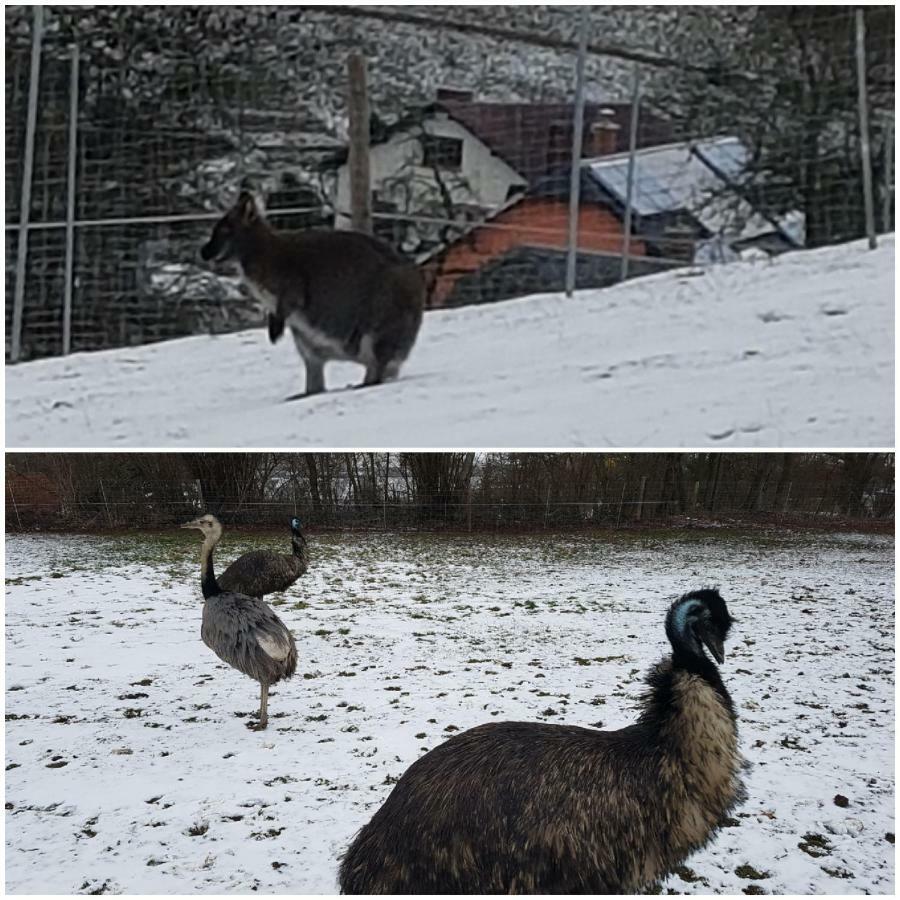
[735,865,770,880]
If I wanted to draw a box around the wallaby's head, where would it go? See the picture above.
[200,191,266,263]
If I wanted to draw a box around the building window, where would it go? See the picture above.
[422,135,463,170]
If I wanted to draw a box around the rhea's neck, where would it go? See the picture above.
[199,534,221,599]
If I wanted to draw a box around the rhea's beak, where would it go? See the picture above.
[181,519,203,530]
[697,624,725,664]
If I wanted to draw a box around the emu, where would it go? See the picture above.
[200,191,425,398]
[217,516,309,599]
[181,514,298,730]
[339,589,744,894]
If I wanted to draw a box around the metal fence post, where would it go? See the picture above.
[854,8,877,250]
[63,42,80,356]
[620,64,641,281]
[564,6,589,298]
[883,115,893,234]
[11,5,44,363]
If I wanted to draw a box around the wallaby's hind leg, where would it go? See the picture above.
[304,356,326,395]
[362,361,386,387]
[359,331,410,388]
[291,329,325,396]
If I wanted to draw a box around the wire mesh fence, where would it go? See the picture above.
[5,6,895,362]
[6,452,894,532]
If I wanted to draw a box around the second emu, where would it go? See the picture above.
[339,589,745,893]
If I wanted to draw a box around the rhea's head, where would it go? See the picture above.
[665,589,733,665]
[180,513,223,544]
[200,191,265,263]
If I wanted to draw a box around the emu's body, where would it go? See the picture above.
[339,589,743,894]
[218,519,309,599]
[201,192,425,396]
[182,515,297,730]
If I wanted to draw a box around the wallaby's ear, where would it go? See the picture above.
[237,191,259,224]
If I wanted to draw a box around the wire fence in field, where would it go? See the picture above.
[6,452,894,533]
[5,6,895,362]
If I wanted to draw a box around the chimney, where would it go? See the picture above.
[436,86,474,103]
[586,120,621,158]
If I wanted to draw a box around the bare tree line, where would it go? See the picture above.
[5,453,893,532]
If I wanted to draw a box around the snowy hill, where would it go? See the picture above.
[5,236,894,448]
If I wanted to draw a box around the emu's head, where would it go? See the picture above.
[200,191,265,263]
[665,589,733,664]
[180,513,223,544]
[290,516,303,534]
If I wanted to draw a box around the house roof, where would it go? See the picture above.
[325,100,673,186]
[587,136,804,245]
[439,100,673,186]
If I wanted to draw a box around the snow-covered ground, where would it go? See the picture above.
[5,528,894,894]
[6,236,894,448]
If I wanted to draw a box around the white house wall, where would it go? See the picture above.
[334,112,526,229]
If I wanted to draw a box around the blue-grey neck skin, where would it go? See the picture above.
[200,535,221,599]
[665,590,723,684]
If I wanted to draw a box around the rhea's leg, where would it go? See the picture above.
[249,682,269,730]
[259,682,269,729]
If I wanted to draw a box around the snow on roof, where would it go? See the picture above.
[587,137,801,245]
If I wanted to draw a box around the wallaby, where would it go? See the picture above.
[200,192,425,397]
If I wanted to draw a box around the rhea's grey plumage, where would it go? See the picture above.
[217,517,309,599]
[338,588,744,894]
[181,514,297,730]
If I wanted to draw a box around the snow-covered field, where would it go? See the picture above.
[5,527,894,894]
[6,236,894,448]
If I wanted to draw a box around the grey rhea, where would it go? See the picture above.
[181,514,298,730]
[217,516,309,599]
[338,589,745,894]
[200,191,425,398]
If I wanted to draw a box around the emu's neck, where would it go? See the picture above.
[640,655,737,759]
[199,534,221,599]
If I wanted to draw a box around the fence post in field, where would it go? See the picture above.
[692,480,700,509]
[63,42,80,356]
[564,5,589,298]
[635,474,648,521]
[783,481,793,516]
[99,479,114,528]
[347,53,373,235]
[854,8,877,250]
[11,5,44,363]
[8,482,23,531]
[883,115,894,233]
[620,64,641,281]
[616,481,626,527]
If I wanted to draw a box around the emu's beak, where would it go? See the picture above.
[698,626,725,664]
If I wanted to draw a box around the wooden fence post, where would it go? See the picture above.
[347,53,372,234]
[635,475,648,521]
